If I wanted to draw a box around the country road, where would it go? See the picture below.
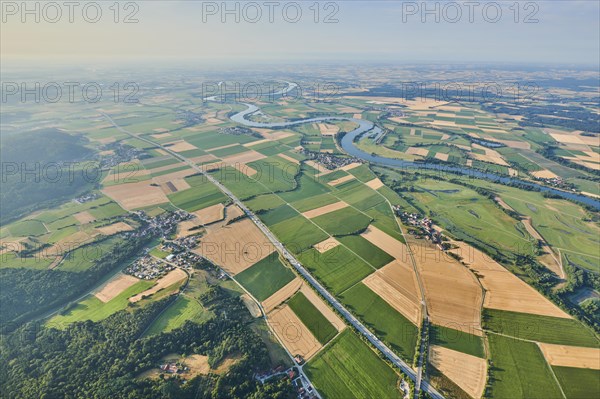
[101,110,445,399]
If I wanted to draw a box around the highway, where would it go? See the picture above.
[101,109,445,399]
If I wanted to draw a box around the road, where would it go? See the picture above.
[101,112,445,399]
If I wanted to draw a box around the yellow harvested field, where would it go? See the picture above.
[177,219,204,238]
[531,169,559,179]
[353,113,362,119]
[94,273,139,303]
[160,178,191,194]
[190,154,218,164]
[408,238,484,335]
[195,218,273,275]
[253,128,295,140]
[241,294,262,318]
[277,153,300,164]
[328,174,355,186]
[365,178,385,190]
[406,147,429,157]
[193,203,225,225]
[495,139,531,149]
[262,277,303,313]
[96,222,134,235]
[363,261,421,325]
[73,211,96,224]
[164,140,198,152]
[313,237,340,253]
[243,138,272,147]
[144,161,184,173]
[549,133,585,145]
[151,132,172,139]
[268,305,322,360]
[429,345,487,399]
[317,123,340,136]
[538,343,600,370]
[207,143,238,152]
[434,153,449,162]
[303,201,348,218]
[222,150,267,165]
[361,225,409,261]
[102,181,169,210]
[451,241,571,318]
[299,285,346,332]
[340,162,362,171]
[129,268,187,303]
[151,168,196,184]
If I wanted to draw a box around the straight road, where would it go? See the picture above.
[101,112,445,399]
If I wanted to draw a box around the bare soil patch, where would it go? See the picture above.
[193,203,225,225]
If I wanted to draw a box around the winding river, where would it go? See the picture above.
[217,85,600,210]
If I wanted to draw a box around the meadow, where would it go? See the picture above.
[339,283,417,361]
[305,330,404,399]
[288,292,337,345]
[47,280,154,328]
[269,216,329,252]
[143,296,211,336]
[311,207,372,236]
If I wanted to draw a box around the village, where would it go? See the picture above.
[300,148,363,170]
[394,207,451,251]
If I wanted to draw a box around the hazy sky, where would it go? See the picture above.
[2,1,599,65]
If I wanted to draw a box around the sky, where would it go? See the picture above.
[1,1,599,65]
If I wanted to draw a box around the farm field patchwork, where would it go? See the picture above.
[288,292,338,345]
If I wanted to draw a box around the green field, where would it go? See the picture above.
[487,334,563,399]
[245,193,286,212]
[144,295,211,335]
[430,324,485,358]
[553,366,600,399]
[290,192,339,212]
[288,292,338,345]
[311,206,373,236]
[305,330,404,399]
[337,234,394,268]
[269,215,329,252]
[339,283,417,361]
[298,247,374,295]
[235,255,296,301]
[483,309,599,347]
[167,175,227,212]
[259,204,299,226]
[59,236,126,272]
[47,280,154,328]
[8,219,47,237]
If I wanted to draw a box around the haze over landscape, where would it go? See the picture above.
[1,2,599,399]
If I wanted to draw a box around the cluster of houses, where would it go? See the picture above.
[219,125,262,138]
[395,208,450,250]
[99,142,149,169]
[301,149,363,170]
[124,255,174,280]
[134,209,194,240]
[537,176,577,192]
[164,251,203,270]
[72,192,100,204]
